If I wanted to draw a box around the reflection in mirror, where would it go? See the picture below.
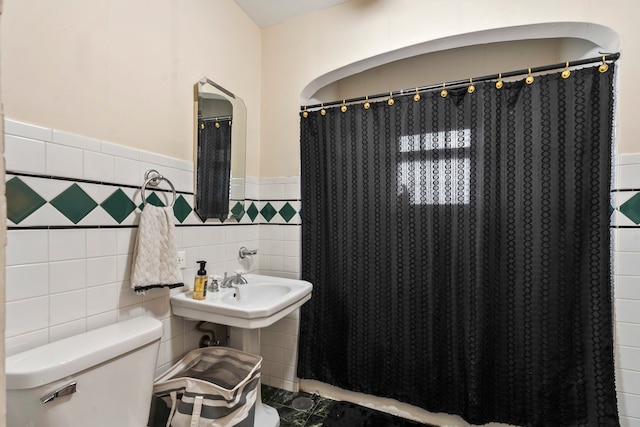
[196,78,246,221]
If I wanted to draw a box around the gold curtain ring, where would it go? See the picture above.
[496,73,504,89]
[228,120,232,126]
[341,100,347,113]
[215,119,220,128]
[467,78,475,94]
[302,106,308,118]
[440,83,448,98]
[525,68,534,85]
[561,61,571,79]
[413,87,421,102]
[599,55,609,73]
[200,122,205,129]
[388,91,395,106]
[320,103,327,116]
[364,95,371,110]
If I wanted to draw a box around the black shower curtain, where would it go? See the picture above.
[196,119,232,220]
[298,65,618,426]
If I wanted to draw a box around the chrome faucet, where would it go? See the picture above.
[220,272,248,288]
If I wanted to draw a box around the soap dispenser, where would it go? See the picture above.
[193,261,208,300]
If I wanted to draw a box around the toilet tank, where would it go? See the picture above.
[6,317,163,427]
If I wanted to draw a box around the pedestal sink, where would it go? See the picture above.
[170,274,313,427]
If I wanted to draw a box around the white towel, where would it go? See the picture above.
[131,205,184,294]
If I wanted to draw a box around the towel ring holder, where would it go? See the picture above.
[141,169,177,208]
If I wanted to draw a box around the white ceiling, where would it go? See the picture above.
[234,0,351,28]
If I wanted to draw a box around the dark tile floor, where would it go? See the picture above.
[262,384,334,427]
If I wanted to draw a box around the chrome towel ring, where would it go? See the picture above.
[141,169,177,208]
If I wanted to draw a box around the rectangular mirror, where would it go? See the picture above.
[195,78,247,221]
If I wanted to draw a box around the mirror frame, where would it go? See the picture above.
[195,78,247,221]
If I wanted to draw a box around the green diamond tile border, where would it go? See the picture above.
[279,202,297,223]
[6,175,304,227]
[620,193,640,224]
[247,202,259,222]
[173,195,193,223]
[230,201,245,221]
[7,177,47,224]
[50,183,99,224]
[101,189,137,224]
[261,202,277,222]
[139,192,165,210]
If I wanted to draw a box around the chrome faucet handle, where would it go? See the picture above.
[239,246,258,259]
[207,275,221,292]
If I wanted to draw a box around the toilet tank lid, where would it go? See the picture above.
[6,317,163,390]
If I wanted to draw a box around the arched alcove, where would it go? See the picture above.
[301,22,620,104]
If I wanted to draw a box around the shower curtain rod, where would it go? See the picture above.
[200,115,233,122]
[301,52,620,111]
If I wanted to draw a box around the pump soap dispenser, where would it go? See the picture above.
[193,261,208,300]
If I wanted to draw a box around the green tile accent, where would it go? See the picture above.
[260,202,277,222]
[101,189,137,223]
[620,193,640,224]
[50,183,98,224]
[247,202,259,222]
[230,201,245,220]
[173,195,192,223]
[6,177,46,224]
[279,202,297,223]
[139,192,165,210]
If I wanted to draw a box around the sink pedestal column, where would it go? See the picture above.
[229,327,280,427]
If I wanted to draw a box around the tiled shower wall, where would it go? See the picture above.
[613,153,640,427]
[4,118,302,387]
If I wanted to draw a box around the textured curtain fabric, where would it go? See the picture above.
[196,119,232,220]
[298,65,618,426]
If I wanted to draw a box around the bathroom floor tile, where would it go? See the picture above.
[275,404,313,426]
[311,397,334,418]
[261,384,436,427]
[303,414,326,427]
[262,385,323,427]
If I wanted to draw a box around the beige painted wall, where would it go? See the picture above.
[322,38,596,103]
[1,0,262,176]
[261,0,637,177]
[4,0,633,180]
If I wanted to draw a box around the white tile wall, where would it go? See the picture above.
[84,150,116,182]
[250,173,302,390]
[259,224,301,280]
[5,135,46,174]
[53,129,101,151]
[5,119,52,141]
[4,118,303,386]
[5,224,265,373]
[46,143,84,177]
[261,309,302,390]
[615,153,640,427]
[6,263,48,301]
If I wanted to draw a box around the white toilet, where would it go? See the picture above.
[6,316,163,427]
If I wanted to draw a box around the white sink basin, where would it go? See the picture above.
[170,274,313,328]
[222,284,290,306]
